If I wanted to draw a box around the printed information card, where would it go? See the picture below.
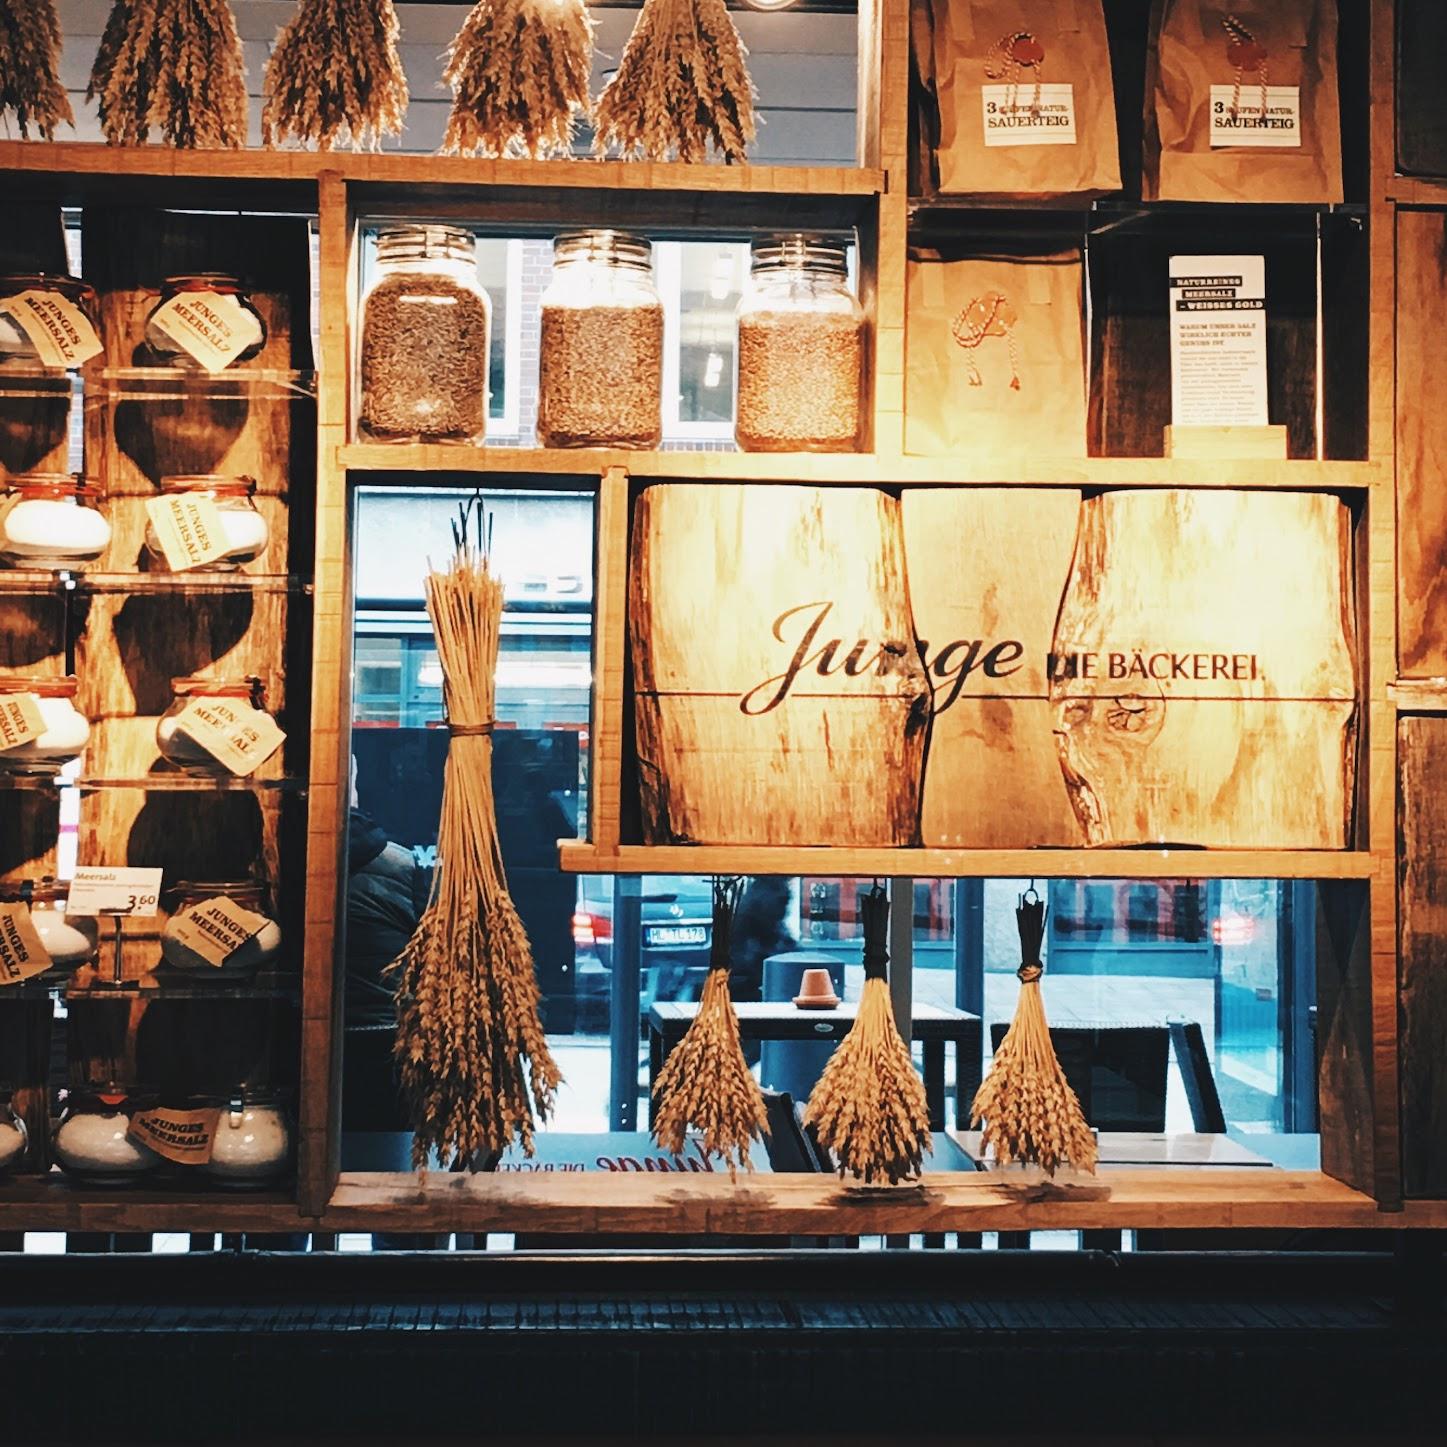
[1168,255,1269,429]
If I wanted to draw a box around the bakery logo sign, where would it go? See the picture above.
[737,601,1262,716]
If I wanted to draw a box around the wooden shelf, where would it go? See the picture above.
[1391,679,1447,713]
[0,1177,299,1231]
[559,842,1377,881]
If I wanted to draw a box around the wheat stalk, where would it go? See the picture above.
[88,0,247,148]
[0,0,74,139]
[970,891,1097,1175]
[262,0,408,150]
[652,876,769,1176]
[441,0,593,159]
[804,885,932,1185]
[593,0,756,163]
[387,500,562,1171]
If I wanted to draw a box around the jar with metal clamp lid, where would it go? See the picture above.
[201,1088,292,1185]
[0,473,110,570]
[143,274,267,370]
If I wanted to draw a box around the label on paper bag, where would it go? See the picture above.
[144,493,228,572]
[128,1106,220,1165]
[1169,255,1268,428]
[1210,86,1301,148]
[66,866,164,917]
[982,83,1076,146]
[0,289,103,368]
[0,693,46,752]
[167,895,267,969]
[172,697,285,776]
[147,291,263,373]
[0,905,52,986]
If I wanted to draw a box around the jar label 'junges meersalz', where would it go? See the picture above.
[128,1107,221,1164]
[147,292,264,373]
[168,896,267,969]
[982,84,1077,146]
[0,290,104,368]
[144,494,229,571]
[0,694,46,752]
[172,699,285,776]
[0,904,52,986]
[1209,86,1302,148]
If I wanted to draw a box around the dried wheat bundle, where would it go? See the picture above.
[592,0,756,163]
[262,0,408,150]
[387,501,562,1171]
[0,0,74,139]
[804,885,932,1185]
[441,0,592,159]
[87,0,248,148]
[652,876,769,1174]
[970,890,1097,1175]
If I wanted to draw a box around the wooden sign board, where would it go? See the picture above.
[628,484,1358,851]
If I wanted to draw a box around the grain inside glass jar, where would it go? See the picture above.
[359,225,491,444]
[538,230,663,449]
[735,234,865,453]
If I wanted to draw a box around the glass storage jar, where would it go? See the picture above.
[0,273,102,370]
[201,1089,292,1185]
[144,475,269,571]
[0,676,90,773]
[0,473,110,570]
[359,225,491,444]
[156,675,274,775]
[0,880,98,969]
[52,1086,161,1185]
[735,234,866,452]
[160,879,282,977]
[0,1089,26,1173]
[538,230,663,449]
[143,274,267,370]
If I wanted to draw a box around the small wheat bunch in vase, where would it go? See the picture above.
[970,889,1097,1176]
[0,0,74,138]
[804,884,932,1185]
[652,876,768,1176]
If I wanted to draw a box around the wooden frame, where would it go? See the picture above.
[0,0,1422,1233]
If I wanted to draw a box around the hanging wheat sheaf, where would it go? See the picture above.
[970,889,1098,1176]
[88,0,248,148]
[441,0,593,159]
[387,501,562,1170]
[652,876,769,1175]
[593,0,756,163]
[262,0,408,150]
[804,885,933,1186]
[0,0,74,139]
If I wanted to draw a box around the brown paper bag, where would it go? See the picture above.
[925,0,1121,199]
[1144,0,1342,201]
[905,246,1086,457]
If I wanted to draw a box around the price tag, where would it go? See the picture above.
[166,895,267,969]
[146,291,263,373]
[66,866,164,917]
[144,493,229,572]
[171,697,285,777]
[1209,86,1302,148]
[0,693,46,753]
[0,904,53,986]
[982,83,1077,147]
[0,289,104,368]
[128,1106,220,1165]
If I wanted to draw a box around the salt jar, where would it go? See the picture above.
[537,230,663,449]
[0,473,111,570]
[0,880,98,969]
[52,1087,161,1185]
[0,1091,28,1172]
[0,676,90,773]
[160,880,282,977]
[143,275,267,370]
[0,273,102,370]
[155,675,275,775]
[359,225,491,444]
[144,475,269,571]
[201,1090,292,1186]
[735,234,866,452]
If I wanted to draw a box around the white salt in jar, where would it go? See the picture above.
[155,675,274,774]
[0,676,90,773]
[160,880,282,977]
[0,474,111,570]
[144,475,269,571]
[0,273,101,370]
[201,1091,291,1185]
[0,880,97,968]
[52,1089,161,1184]
[0,1093,28,1172]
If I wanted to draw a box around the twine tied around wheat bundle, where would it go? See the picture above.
[952,291,1021,390]
[969,887,1097,1176]
[651,876,769,1176]
[803,883,933,1186]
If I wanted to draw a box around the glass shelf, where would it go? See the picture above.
[0,569,311,596]
[0,367,315,402]
[0,772,306,794]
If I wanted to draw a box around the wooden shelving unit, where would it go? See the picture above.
[0,0,1423,1235]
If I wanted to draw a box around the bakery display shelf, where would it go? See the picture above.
[0,570,311,596]
[0,367,315,402]
[0,774,307,795]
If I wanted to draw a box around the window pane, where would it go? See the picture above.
[676,242,747,426]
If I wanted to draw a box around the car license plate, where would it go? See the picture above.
[645,925,707,947]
